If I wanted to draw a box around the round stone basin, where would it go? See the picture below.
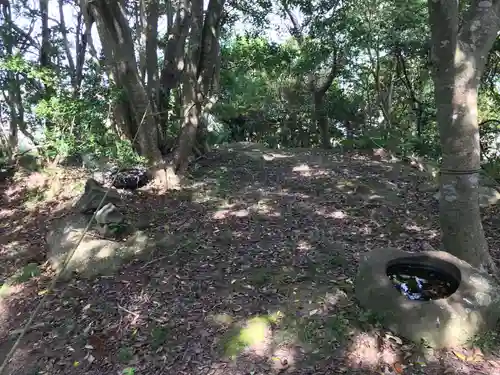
[355,247,500,348]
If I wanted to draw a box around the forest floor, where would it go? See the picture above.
[2,143,500,375]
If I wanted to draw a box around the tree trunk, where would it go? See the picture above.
[143,0,159,101]
[428,0,500,271]
[173,0,203,174]
[39,0,51,68]
[1,2,25,153]
[170,0,225,175]
[313,91,330,149]
[85,0,167,186]
[73,7,87,96]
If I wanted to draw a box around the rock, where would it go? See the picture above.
[355,247,500,348]
[94,203,131,239]
[433,186,500,207]
[95,203,124,225]
[46,214,153,280]
[73,178,122,214]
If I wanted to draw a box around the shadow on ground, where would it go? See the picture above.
[0,143,499,374]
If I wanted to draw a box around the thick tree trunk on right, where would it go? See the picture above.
[428,0,500,272]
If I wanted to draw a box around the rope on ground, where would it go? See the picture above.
[0,103,152,375]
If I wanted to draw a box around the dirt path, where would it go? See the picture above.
[1,145,500,375]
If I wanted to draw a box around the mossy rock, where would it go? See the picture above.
[46,214,154,280]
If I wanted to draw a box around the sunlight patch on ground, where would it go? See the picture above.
[292,164,311,176]
[345,331,382,368]
[249,199,281,216]
[0,297,9,330]
[0,240,26,257]
[359,224,374,235]
[0,263,41,298]
[220,316,273,359]
[345,331,400,370]
[404,224,426,232]
[0,282,25,299]
[315,208,348,219]
[0,208,17,219]
[336,180,357,193]
[262,152,292,161]
[212,207,250,219]
[192,193,219,204]
[292,164,331,178]
[296,240,311,253]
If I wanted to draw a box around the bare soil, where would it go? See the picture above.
[1,144,500,375]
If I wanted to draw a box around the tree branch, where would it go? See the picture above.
[317,48,341,94]
[282,2,303,44]
[458,0,500,73]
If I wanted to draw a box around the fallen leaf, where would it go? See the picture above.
[393,362,404,373]
[453,350,467,361]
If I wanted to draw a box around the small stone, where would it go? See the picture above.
[95,203,124,225]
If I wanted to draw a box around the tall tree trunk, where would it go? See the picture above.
[39,0,51,68]
[85,0,167,186]
[39,0,55,105]
[58,0,76,88]
[158,0,191,135]
[1,1,25,153]
[74,10,88,97]
[282,2,341,149]
[173,0,203,174]
[428,0,500,271]
[171,0,225,174]
[143,0,159,101]
[313,91,330,149]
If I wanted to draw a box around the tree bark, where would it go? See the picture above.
[170,0,225,175]
[173,0,204,174]
[313,91,331,149]
[85,0,167,186]
[428,0,500,271]
[142,0,159,101]
[39,0,51,68]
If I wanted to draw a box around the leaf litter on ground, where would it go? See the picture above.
[0,145,500,374]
